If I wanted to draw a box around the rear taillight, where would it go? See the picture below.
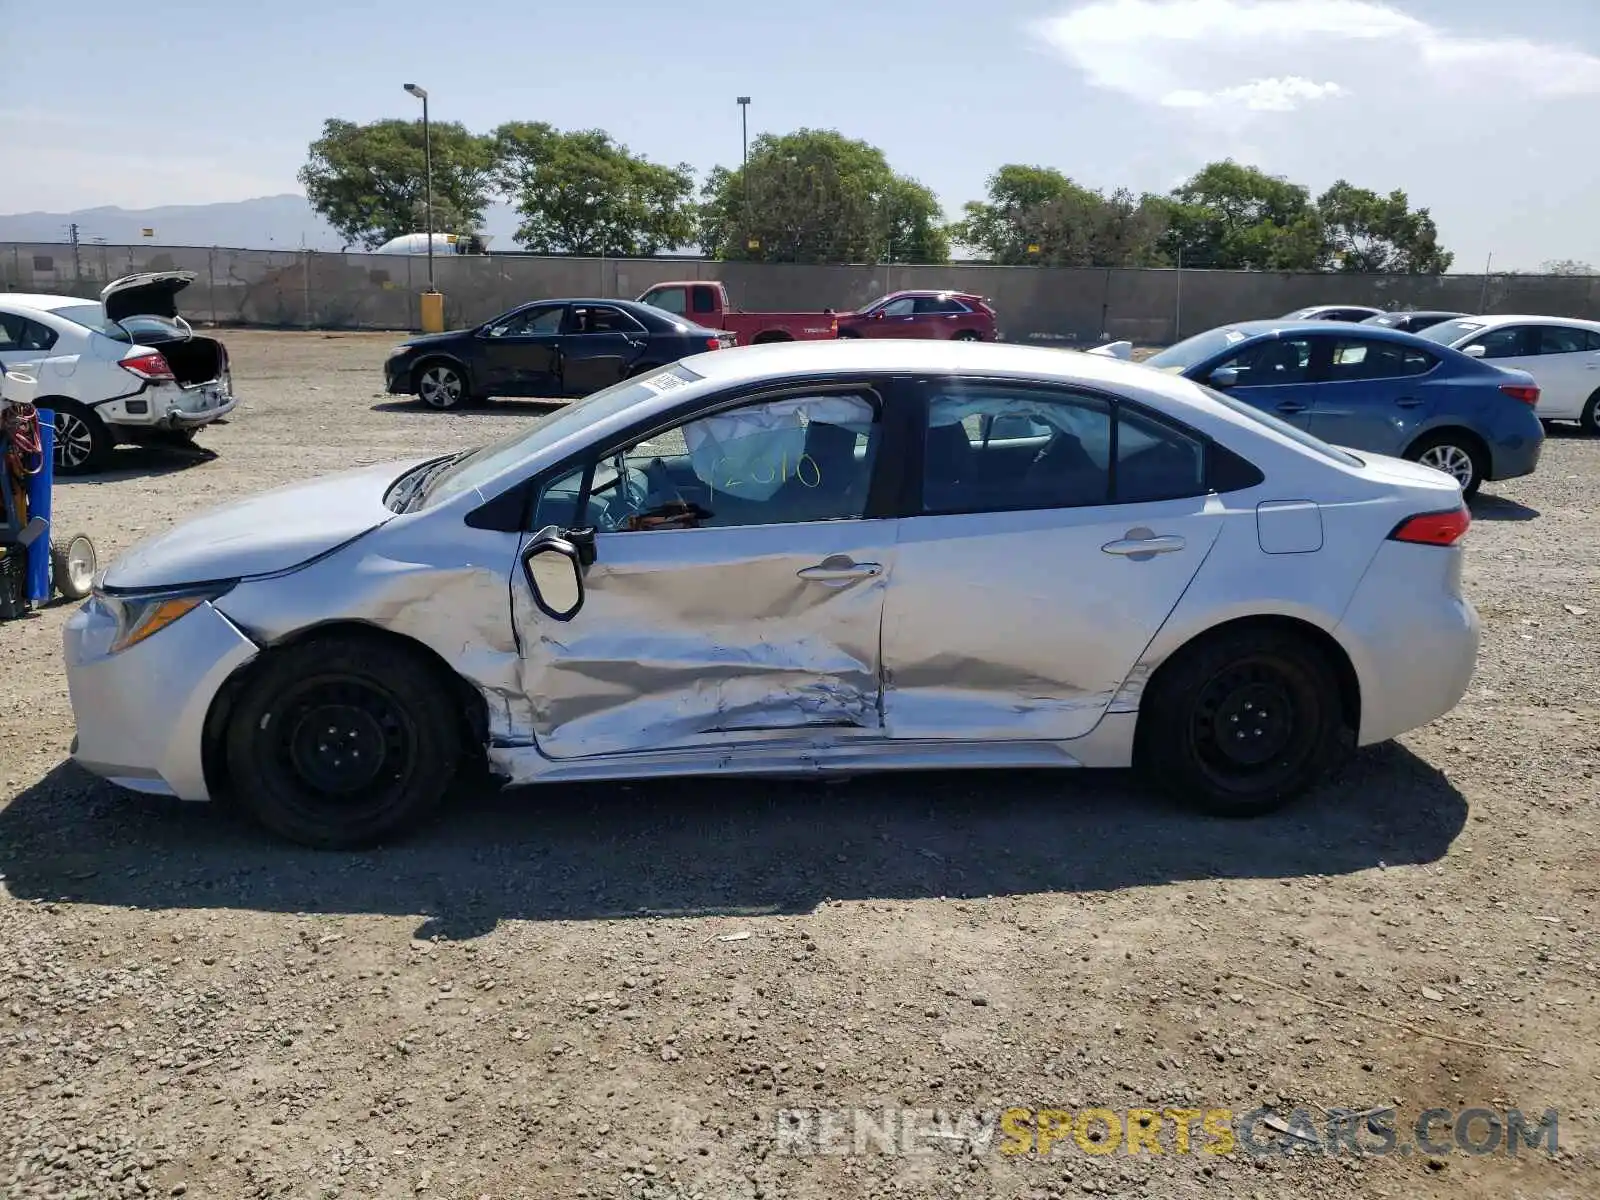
[705,337,721,351]
[119,352,175,381]
[1499,384,1540,406]
[830,318,838,335]
[1389,507,1471,546]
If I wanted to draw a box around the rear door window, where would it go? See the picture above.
[0,313,59,352]
[691,288,718,315]
[1325,338,1436,381]
[1535,325,1591,355]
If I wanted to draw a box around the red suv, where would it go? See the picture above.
[833,290,998,341]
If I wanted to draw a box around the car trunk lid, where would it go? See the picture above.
[101,271,197,323]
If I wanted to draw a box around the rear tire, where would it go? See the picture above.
[1137,626,1348,818]
[1404,429,1485,499]
[50,400,114,475]
[953,330,982,341]
[1581,390,1600,435]
[414,360,470,411]
[224,635,462,849]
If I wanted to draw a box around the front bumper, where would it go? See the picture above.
[384,355,412,394]
[64,597,259,800]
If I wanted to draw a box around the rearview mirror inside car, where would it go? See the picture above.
[522,536,584,621]
[1209,367,1240,388]
[1462,343,1487,358]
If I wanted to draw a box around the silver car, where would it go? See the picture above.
[64,341,1480,848]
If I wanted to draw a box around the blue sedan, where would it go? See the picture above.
[1140,320,1544,497]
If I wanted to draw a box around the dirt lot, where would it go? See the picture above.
[1,331,1596,1200]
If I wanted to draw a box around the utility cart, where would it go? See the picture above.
[1,369,97,620]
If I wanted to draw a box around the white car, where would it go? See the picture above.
[1415,314,1600,431]
[0,272,237,473]
[64,340,1479,848]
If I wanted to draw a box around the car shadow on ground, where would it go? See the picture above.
[0,742,1466,939]
[369,398,567,417]
[1470,493,1540,521]
[56,444,218,485]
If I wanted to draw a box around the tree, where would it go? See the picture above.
[698,129,948,264]
[953,165,1167,266]
[491,123,698,256]
[1157,160,1326,270]
[298,118,495,250]
[1317,181,1452,274]
[1540,259,1598,276]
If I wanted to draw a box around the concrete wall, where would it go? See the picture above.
[7,241,1600,347]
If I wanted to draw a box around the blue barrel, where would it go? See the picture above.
[26,409,53,602]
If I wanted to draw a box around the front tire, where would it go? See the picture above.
[1138,627,1348,818]
[51,400,114,475]
[224,635,463,849]
[1580,389,1600,435]
[415,361,470,411]
[1405,430,1485,499]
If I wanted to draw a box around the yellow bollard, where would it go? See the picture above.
[419,290,445,334]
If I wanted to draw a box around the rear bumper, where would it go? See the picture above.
[1486,413,1544,481]
[1336,541,1479,745]
[64,597,259,800]
[99,377,238,429]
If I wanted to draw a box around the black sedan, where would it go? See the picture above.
[1360,310,1470,334]
[384,298,735,409]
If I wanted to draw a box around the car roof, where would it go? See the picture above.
[0,293,98,313]
[1215,319,1430,342]
[1446,313,1600,329]
[679,337,1200,398]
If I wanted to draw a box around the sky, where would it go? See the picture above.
[2,0,1598,270]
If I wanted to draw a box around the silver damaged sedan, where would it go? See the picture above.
[64,340,1480,847]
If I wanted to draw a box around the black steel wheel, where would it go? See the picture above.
[1138,627,1348,817]
[224,635,462,848]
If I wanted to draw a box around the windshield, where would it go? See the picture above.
[1201,385,1364,467]
[419,362,706,509]
[53,303,130,342]
[1144,327,1253,374]
[1415,318,1486,346]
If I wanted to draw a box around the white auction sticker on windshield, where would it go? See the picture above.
[637,371,689,394]
[1223,329,1246,343]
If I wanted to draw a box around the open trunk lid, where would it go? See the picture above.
[101,271,197,323]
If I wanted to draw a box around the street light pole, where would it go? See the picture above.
[736,96,751,250]
[404,82,435,292]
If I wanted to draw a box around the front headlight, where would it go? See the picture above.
[97,583,236,654]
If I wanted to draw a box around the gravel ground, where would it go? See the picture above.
[0,331,1596,1200]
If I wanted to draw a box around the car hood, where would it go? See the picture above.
[401,329,473,349]
[101,458,430,591]
[101,271,197,322]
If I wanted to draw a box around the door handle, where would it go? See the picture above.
[1396,396,1423,408]
[1275,402,1307,414]
[797,558,883,583]
[1102,534,1186,557]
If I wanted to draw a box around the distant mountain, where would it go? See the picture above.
[0,194,523,251]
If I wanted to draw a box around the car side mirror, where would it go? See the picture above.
[873,311,886,320]
[522,532,585,621]
[1208,366,1240,388]
[1462,343,1487,358]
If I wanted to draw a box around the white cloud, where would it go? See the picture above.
[1034,0,1600,121]
[1163,76,1344,111]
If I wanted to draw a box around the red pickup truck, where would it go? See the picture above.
[635,280,837,345]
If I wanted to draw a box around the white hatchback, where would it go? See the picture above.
[0,271,237,473]
[1416,314,1600,431]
